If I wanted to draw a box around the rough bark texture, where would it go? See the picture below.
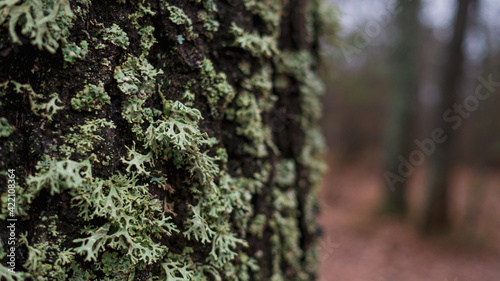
[0,0,331,280]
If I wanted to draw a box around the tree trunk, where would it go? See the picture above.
[421,0,475,234]
[383,0,421,216]
[0,0,330,280]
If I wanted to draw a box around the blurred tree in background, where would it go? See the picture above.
[383,0,421,216]
[421,0,478,234]
[322,0,500,237]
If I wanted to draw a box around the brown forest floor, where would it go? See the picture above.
[317,156,500,281]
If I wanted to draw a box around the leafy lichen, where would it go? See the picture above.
[230,23,279,58]
[62,40,89,64]
[199,58,236,117]
[0,117,15,137]
[0,0,74,53]
[70,81,110,112]
[103,23,130,49]
[60,118,116,157]
[9,81,64,121]
[2,0,332,279]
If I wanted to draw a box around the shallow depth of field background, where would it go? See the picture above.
[317,0,500,280]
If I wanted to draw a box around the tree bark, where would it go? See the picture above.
[0,0,329,280]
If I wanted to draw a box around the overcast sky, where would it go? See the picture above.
[330,0,500,32]
[329,0,500,60]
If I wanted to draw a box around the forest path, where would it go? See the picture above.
[317,159,500,281]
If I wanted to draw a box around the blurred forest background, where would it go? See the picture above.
[317,0,500,280]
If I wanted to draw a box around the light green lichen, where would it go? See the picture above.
[60,118,116,157]
[199,58,236,116]
[114,55,163,139]
[25,158,92,198]
[230,23,279,58]
[128,1,155,28]
[0,0,74,53]
[243,0,283,35]
[235,92,275,157]
[0,117,15,137]
[19,215,74,281]
[241,64,277,111]
[138,26,157,55]
[114,55,162,96]
[72,173,179,264]
[104,23,130,49]
[166,3,197,39]
[274,159,296,187]
[198,10,219,39]
[23,158,179,276]
[70,81,110,112]
[161,251,221,280]
[9,81,64,121]
[62,40,89,64]
[120,144,154,176]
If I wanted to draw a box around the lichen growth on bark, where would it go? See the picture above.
[0,0,335,279]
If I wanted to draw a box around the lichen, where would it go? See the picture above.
[138,25,157,55]
[19,215,74,281]
[23,159,179,276]
[62,40,89,64]
[9,81,64,121]
[70,81,110,112]
[103,23,130,49]
[1,0,332,279]
[60,118,116,157]
[230,23,279,58]
[198,10,219,39]
[0,0,74,53]
[114,55,163,139]
[234,92,275,157]
[0,117,15,137]
[120,143,154,176]
[243,0,283,35]
[165,3,197,39]
[199,58,236,117]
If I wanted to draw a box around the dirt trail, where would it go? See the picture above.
[317,161,500,281]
